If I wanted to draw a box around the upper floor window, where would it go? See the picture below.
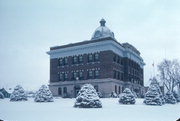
[59,58,64,66]
[94,53,99,61]
[59,73,64,81]
[95,70,99,78]
[73,72,78,80]
[64,58,68,65]
[64,73,68,81]
[113,55,117,62]
[79,71,83,79]
[73,56,78,64]
[88,54,93,62]
[113,70,117,79]
[78,56,83,63]
[88,70,93,78]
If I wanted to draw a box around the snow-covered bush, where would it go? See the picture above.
[144,85,163,106]
[173,91,180,102]
[0,92,4,99]
[164,91,176,104]
[109,91,118,98]
[10,85,27,101]
[34,85,54,102]
[74,84,102,108]
[119,88,135,104]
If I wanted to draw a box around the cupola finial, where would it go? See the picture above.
[100,18,106,26]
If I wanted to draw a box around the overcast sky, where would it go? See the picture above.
[0,0,180,91]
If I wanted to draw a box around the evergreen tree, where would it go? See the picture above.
[10,85,27,101]
[144,77,164,106]
[119,88,136,104]
[0,92,4,99]
[144,85,163,105]
[34,85,54,102]
[74,84,102,108]
[164,91,176,104]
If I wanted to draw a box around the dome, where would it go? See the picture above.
[91,19,115,40]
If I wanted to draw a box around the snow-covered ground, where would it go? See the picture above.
[0,98,179,121]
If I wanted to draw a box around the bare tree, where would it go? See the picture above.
[158,59,180,93]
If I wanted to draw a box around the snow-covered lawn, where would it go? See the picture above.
[0,98,179,121]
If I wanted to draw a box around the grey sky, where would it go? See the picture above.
[0,0,180,90]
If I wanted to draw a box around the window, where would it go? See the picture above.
[58,88,62,95]
[73,56,78,64]
[117,72,120,79]
[64,73,68,81]
[79,71,83,79]
[95,70,99,78]
[73,72,78,80]
[59,58,64,66]
[64,58,68,65]
[59,73,63,81]
[88,70,93,78]
[94,53,99,61]
[121,73,124,80]
[115,85,117,94]
[118,86,121,94]
[113,55,117,62]
[88,54,93,62]
[113,70,117,79]
[121,59,123,65]
[63,87,67,94]
[78,56,83,63]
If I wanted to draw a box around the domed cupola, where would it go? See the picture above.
[91,19,115,40]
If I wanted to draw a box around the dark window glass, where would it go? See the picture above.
[88,54,93,62]
[64,58,68,65]
[59,58,64,66]
[117,72,120,79]
[79,56,83,63]
[94,53,99,61]
[73,72,78,80]
[113,55,117,62]
[121,59,123,65]
[73,56,78,64]
[59,73,63,81]
[58,88,62,95]
[115,85,117,93]
[88,70,93,78]
[121,73,123,80]
[118,86,121,94]
[64,73,68,81]
[113,70,116,79]
[95,70,99,78]
[63,87,67,94]
[79,71,83,79]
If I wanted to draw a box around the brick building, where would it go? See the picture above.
[47,19,145,98]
